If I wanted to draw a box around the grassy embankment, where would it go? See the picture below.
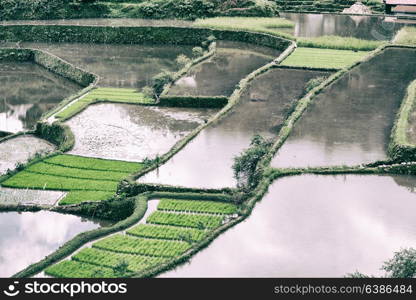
[55,88,154,121]
[393,27,416,46]
[1,154,143,205]
[45,198,238,277]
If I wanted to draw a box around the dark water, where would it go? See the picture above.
[0,42,194,88]
[0,18,193,27]
[161,174,416,277]
[272,48,416,168]
[0,210,112,277]
[0,62,82,133]
[0,135,55,175]
[140,68,329,188]
[66,103,217,161]
[168,41,280,97]
[280,13,403,40]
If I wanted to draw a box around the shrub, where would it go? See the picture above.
[305,76,327,93]
[151,70,174,97]
[382,248,416,278]
[192,47,204,58]
[233,134,273,190]
[175,54,191,68]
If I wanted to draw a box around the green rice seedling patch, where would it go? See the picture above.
[147,211,223,229]
[157,199,237,215]
[44,155,142,173]
[55,88,155,120]
[194,17,295,39]
[45,260,116,278]
[2,171,118,191]
[297,36,384,51]
[26,162,129,181]
[281,47,369,69]
[127,224,206,242]
[93,234,190,257]
[58,191,115,205]
[73,248,167,272]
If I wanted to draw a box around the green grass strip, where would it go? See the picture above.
[45,155,142,173]
[26,162,130,181]
[93,234,190,257]
[281,47,369,69]
[73,248,167,273]
[55,87,154,120]
[147,211,223,229]
[194,17,295,39]
[127,224,206,242]
[2,171,118,192]
[45,260,116,278]
[58,191,115,206]
[297,36,384,51]
[158,199,237,214]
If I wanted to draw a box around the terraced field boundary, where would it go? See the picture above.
[388,80,416,162]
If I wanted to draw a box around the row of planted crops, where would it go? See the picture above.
[0,13,416,278]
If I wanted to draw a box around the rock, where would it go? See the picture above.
[342,2,373,15]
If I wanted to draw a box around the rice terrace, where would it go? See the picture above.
[1,0,416,282]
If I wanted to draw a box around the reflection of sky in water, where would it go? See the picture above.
[161,175,416,278]
[280,13,402,40]
[272,48,416,168]
[0,211,102,277]
[140,69,329,188]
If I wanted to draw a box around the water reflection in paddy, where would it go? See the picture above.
[140,68,329,188]
[161,174,416,277]
[280,13,403,40]
[0,42,194,88]
[272,48,416,168]
[0,210,112,277]
[0,62,82,133]
[168,41,281,96]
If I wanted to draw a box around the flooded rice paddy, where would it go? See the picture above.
[0,135,55,175]
[0,210,112,277]
[161,174,416,277]
[272,47,416,168]
[0,187,65,206]
[0,62,82,133]
[140,68,330,188]
[0,42,194,88]
[66,103,217,161]
[280,13,403,40]
[168,41,281,97]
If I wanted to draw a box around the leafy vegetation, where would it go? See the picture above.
[147,211,224,229]
[297,36,384,51]
[233,134,273,190]
[281,47,370,69]
[45,260,115,278]
[44,155,142,173]
[158,199,237,214]
[305,76,327,93]
[73,248,166,272]
[393,27,416,46]
[1,154,142,204]
[93,234,190,257]
[56,88,154,121]
[127,224,206,242]
[58,191,115,206]
[194,17,295,39]
[26,162,129,181]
